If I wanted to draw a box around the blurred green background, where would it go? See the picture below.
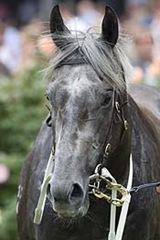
[0,55,47,240]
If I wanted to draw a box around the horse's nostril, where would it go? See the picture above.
[70,183,83,200]
[48,181,84,206]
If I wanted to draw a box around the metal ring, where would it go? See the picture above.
[115,101,120,113]
[105,143,111,156]
[124,120,128,130]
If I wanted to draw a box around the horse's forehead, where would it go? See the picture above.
[54,66,101,98]
[66,76,94,97]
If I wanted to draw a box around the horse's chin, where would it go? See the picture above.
[53,203,89,220]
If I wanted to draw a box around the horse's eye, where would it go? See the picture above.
[101,91,113,106]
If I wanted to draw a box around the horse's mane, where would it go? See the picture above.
[45,30,132,91]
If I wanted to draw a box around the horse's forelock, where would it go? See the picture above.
[45,31,132,91]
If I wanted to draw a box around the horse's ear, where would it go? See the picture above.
[101,5,119,48]
[50,5,70,46]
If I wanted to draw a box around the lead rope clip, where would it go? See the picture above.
[89,154,133,240]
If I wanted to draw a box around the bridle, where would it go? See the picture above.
[43,85,132,240]
[39,53,131,235]
[100,89,129,167]
[33,58,160,240]
[45,55,131,205]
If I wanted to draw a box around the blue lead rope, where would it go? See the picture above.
[129,182,160,193]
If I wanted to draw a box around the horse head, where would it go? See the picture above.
[46,5,131,219]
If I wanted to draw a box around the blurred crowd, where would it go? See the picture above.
[0,0,159,187]
[122,0,160,86]
[0,0,159,86]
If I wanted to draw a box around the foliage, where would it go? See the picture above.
[0,65,47,154]
[0,154,22,240]
[0,61,48,239]
[0,198,18,240]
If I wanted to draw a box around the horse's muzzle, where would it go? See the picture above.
[47,180,89,218]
